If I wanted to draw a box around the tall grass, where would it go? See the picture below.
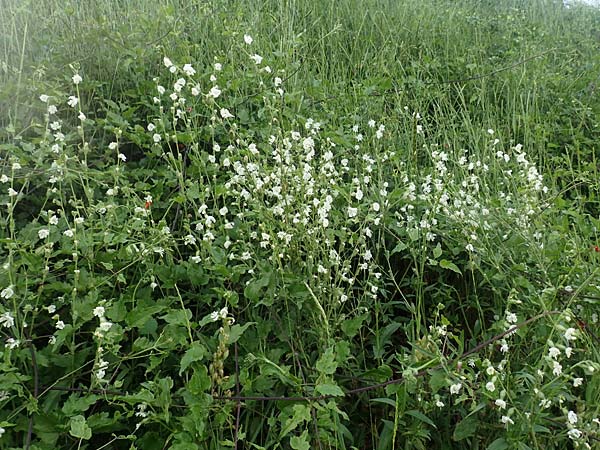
[1,0,599,448]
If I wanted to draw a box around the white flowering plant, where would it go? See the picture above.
[1,1,600,449]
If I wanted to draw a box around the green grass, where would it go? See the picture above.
[0,0,599,449]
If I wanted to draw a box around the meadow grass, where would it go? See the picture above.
[1,0,599,449]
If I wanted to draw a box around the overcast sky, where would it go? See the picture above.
[564,0,600,6]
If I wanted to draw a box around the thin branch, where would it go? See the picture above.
[40,386,124,396]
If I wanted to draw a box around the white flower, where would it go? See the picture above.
[1,286,14,299]
[191,86,200,96]
[565,347,573,358]
[208,85,221,98]
[93,306,105,318]
[55,320,65,330]
[274,77,282,86]
[38,229,50,239]
[182,64,196,76]
[7,188,18,197]
[348,207,358,218]
[244,34,253,45]
[214,62,222,71]
[495,399,507,409]
[465,243,475,252]
[5,338,20,349]
[48,105,57,115]
[63,229,74,238]
[435,400,445,408]
[485,382,496,392]
[552,360,562,377]
[153,134,161,143]
[118,153,127,162]
[210,311,219,322]
[506,312,517,324]
[39,94,49,102]
[487,129,494,135]
[573,377,583,387]
[0,312,15,328]
[564,327,577,341]
[108,142,118,150]
[78,112,86,121]
[157,85,165,95]
[548,347,561,359]
[147,123,156,132]
[72,74,82,84]
[250,54,263,65]
[501,415,514,425]
[163,57,173,68]
[219,206,228,216]
[173,82,184,94]
[220,108,234,119]
[568,410,578,425]
[567,429,582,440]
[99,321,112,332]
[372,202,380,212]
[67,96,78,108]
[449,383,462,395]
[219,307,228,319]
[0,174,8,183]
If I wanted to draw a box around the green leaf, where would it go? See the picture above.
[179,342,207,375]
[440,259,462,274]
[406,409,436,428]
[452,413,478,441]
[433,243,442,259]
[361,364,393,382]
[428,369,446,394]
[188,366,211,395]
[229,322,255,344]
[244,274,271,302]
[161,309,192,325]
[290,430,311,450]
[408,228,419,242]
[315,382,344,397]
[487,438,509,450]
[280,404,311,438]
[315,347,337,375]
[341,313,367,338]
[62,394,99,416]
[69,415,92,440]
[390,241,407,255]
[370,397,396,407]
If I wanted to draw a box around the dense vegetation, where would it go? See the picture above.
[1,0,599,448]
